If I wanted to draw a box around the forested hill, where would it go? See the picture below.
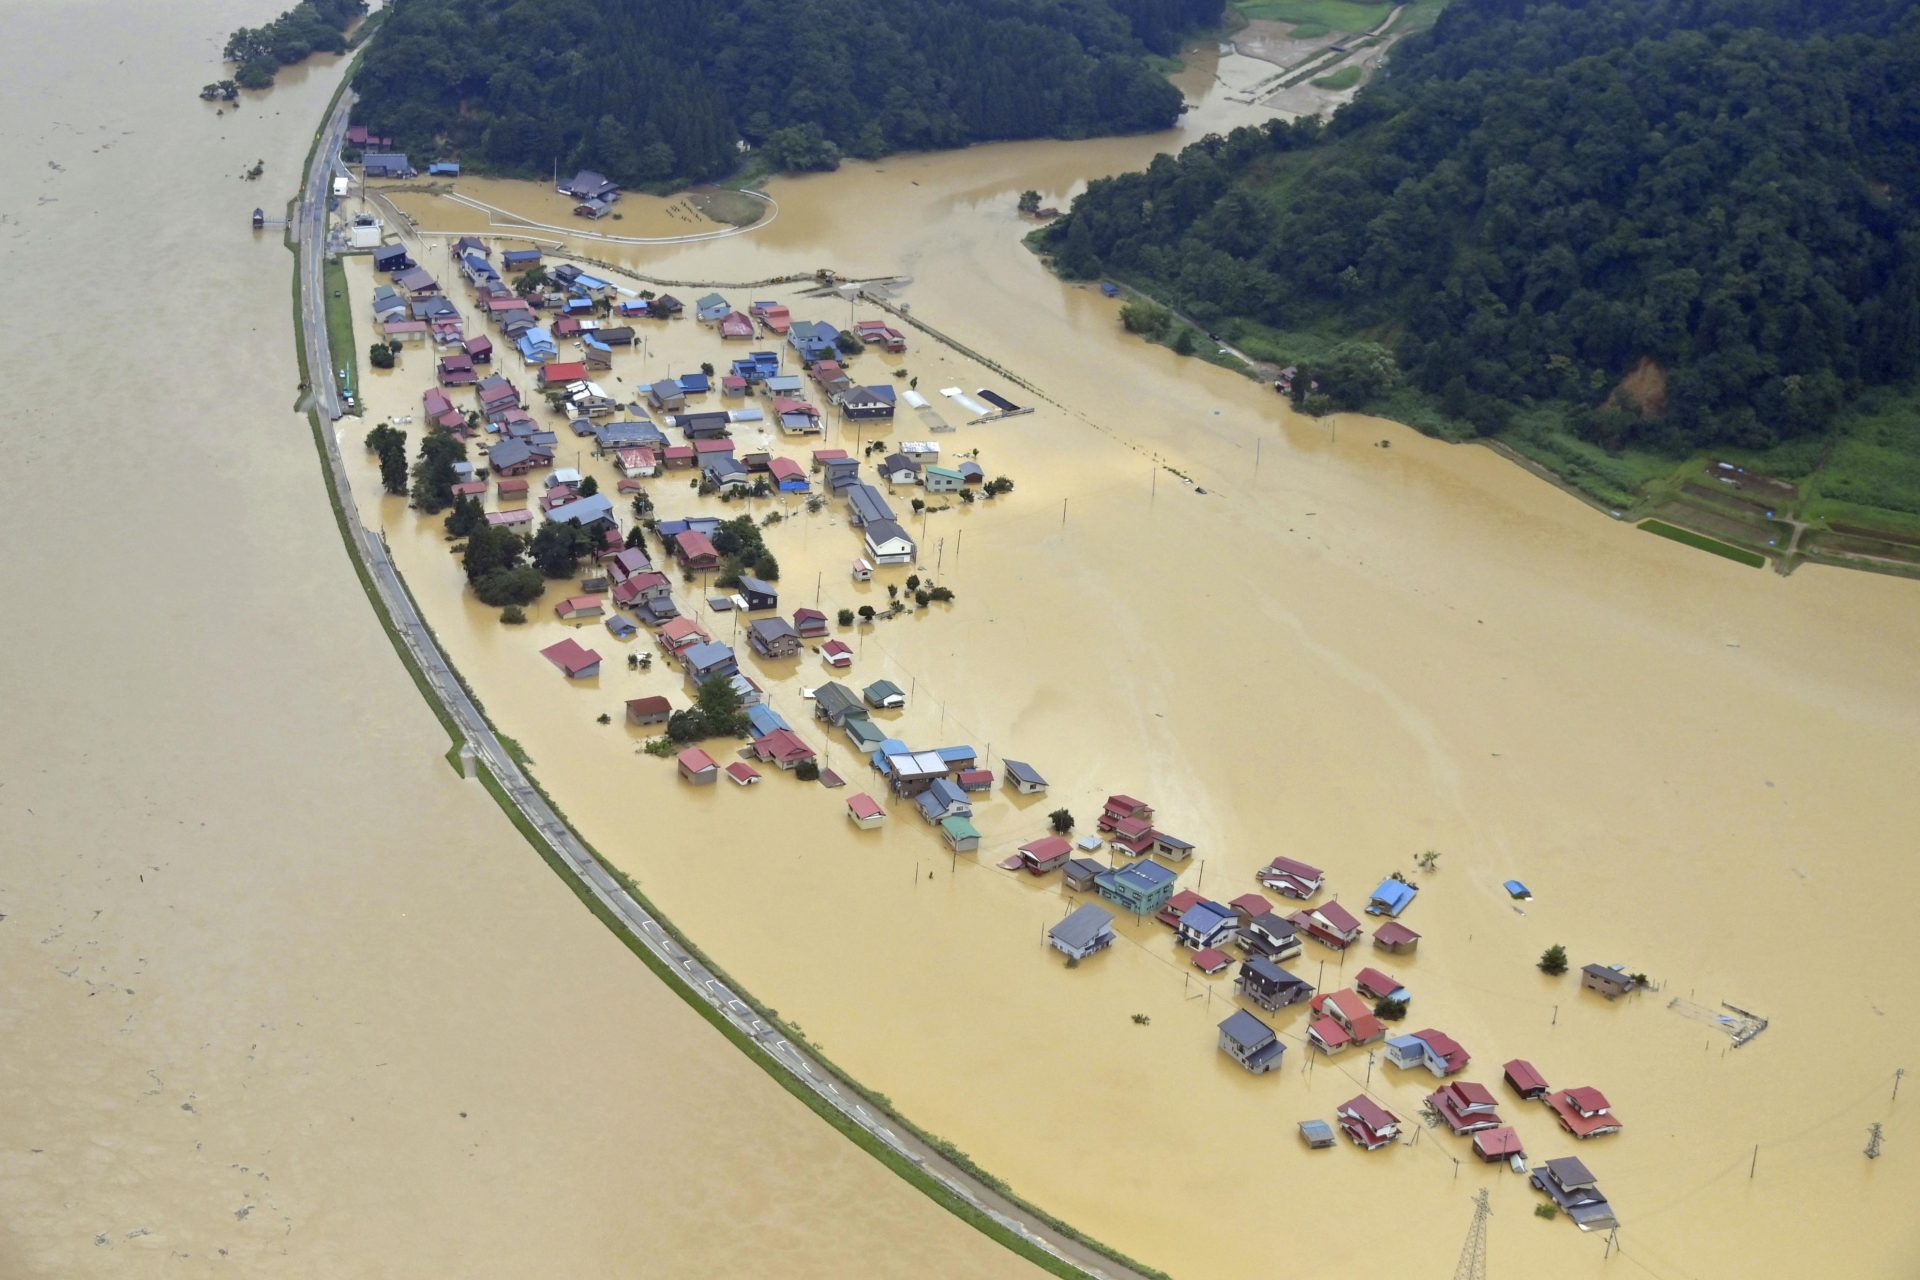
[1046,0,1920,455]
[351,0,1223,183]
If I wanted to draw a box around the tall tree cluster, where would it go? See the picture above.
[351,0,1222,183]
[1048,0,1920,453]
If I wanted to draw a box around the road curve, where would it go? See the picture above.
[294,89,1150,1280]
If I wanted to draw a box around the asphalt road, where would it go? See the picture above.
[293,89,1142,1280]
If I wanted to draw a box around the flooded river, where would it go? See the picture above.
[0,4,1040,1277]
[342,37,1920,1280]
[6,1,1918,1274]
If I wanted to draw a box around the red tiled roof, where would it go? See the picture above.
[847,792,885,820]
[1373,921,1421,945]
[753,728,815,764]
[1502,1059,1548,1093]
[1549,1089,1623,1138]
[1472,1127,1524,1159]
[1564,1086,1610,1113]
[676,747,716,773]
[1265,855,1322,881]
[1412,1028,1468,1072]
[726,761,761,784]
[538,638,600,675]
[675,531,717,560]
[626,696,670,717]
[1354,967,1401,998]
[1019,836,1072,861]
[1315,901,1361,934]
[1308,1015,1351,1051]
[1192,947,1232,973]
[1339,1095,1396,1130]
[1229,893,1272,917]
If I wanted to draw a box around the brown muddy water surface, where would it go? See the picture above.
[0,4,1041,1278]
[347,35,1920,1280]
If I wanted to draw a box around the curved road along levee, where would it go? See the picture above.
[296,90,1146,1280]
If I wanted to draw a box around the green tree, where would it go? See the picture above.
[577,474,599,498]
[529,520,592,577]
[1538,944,1569,976]
[369,341,396,370]
[694,674,747,737]
[474,566,543,605]
[410,428,466,513]
[835,330,862,356]
[1049,808,1074,834]
[837,608,855,626]
[752,551,780,581]
[1018,189,1041,214]
[1171,326,1198,355]
[1120,299,1172,336]
[462,522,524,582]
[444,494,486,538]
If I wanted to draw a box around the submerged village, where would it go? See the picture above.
[329,153,1767,1249]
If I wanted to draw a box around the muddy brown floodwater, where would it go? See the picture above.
[344,33,1920,1280]
[0,4,1043,1278]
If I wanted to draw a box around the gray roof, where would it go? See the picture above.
[748,617,796,643]
[846,483,895,525]
[1049,903,1115,951]
[738,575,776,598]
[1002,759,1046,785]
[864,518,914,549]
[1219,1010,1275,1051]
[487,439,546,469]
[814,681,862,720]
[1242,957,1305,989]
[544,494,615,526]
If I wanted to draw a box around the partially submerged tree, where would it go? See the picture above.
[1538,944,1569,976]
[1049,808,1074,835]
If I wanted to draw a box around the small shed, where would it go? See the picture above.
[940,815,980,852]
[1298,1120,1337,1149]
[726,761,762,786]
[1503,1059,1550,1100]
[863,679,906,709]
[625,695,671,726]
[1580,964,1637,999]
[1373,921,1422,954]
[846,792,886,829]
[676,747,717,785]
[1063,857,1105,892]
[1002,759,1048,794]
[1192,947,1233,975]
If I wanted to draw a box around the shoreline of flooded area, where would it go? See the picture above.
[334,53,1920,1272]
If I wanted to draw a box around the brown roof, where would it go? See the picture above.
[626,696,671,717]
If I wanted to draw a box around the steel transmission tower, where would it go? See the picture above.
[1454,1188,1491,1280]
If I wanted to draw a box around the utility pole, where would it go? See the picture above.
[1896,1068,1907,1101]
[1452,1189,1490,1280]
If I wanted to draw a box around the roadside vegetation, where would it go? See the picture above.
[221,0,366,89]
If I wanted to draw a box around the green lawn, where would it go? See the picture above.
[1311,65,1363,89]
[1237,0,1394,34]
[1638,520,1767,568]
[323,257,359,405]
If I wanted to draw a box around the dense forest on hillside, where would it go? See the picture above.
[1047,0,1920,459]
[224,0,368,87]
[351,0,1223,183]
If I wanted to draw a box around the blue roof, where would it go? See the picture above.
[1368,879,1417,915]
[1003,759,1045,785]
[1100,861,1175,892]
[575,273,610,290]
[1503,880,1531,898]
[584,336,612,352]
[543,494,614,526]
[746,705,790,737]
[657,517,721,538]
[869,738,910,771]
[682,641,734,670]
[1387,1034,1427,1052]
[934,745,974,763]
[604,615,637,637]
[1181,902,1234,934]
[677,373,711,393]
